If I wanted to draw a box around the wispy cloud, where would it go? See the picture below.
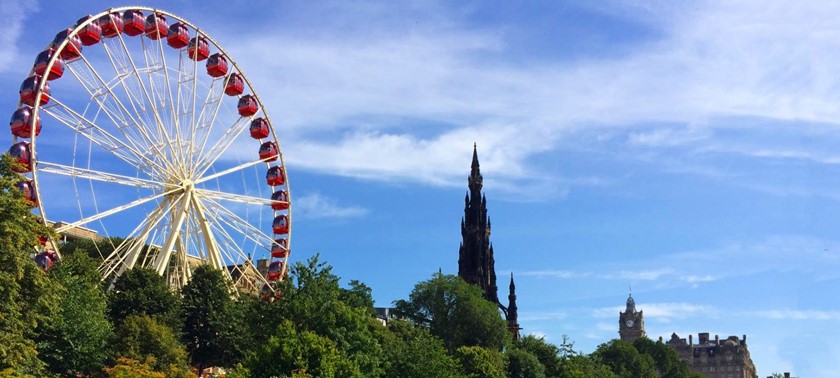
[294,192,369,220]
[750,310,840,321]
[0,1,38,73]
[593,302,714,320]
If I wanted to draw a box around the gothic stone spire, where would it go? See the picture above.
[508,273,521,341]
[458,144,498,304]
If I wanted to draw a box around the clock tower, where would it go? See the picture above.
[619,294,645,342]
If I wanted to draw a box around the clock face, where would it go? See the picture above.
[625,319,635,328]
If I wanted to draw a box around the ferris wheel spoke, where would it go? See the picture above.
[195,188,277,206]
[194,156,271,186]
[200,195,276,249]
[41,96,167,176]
[55,187,181,234]
[189,194,228,278]
[38,161,165,190]
[65,51,173,173]
[153,190,192,274]
[100,198,173,279]
[192,117,252,178]
[99,35,181,175]
[188,77,228,178]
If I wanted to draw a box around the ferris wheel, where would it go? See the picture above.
[7,7,291,295]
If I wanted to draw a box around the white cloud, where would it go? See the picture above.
[294,192,369,220]
[593,302,714,320]
[0,0,38,72]
[751,310,840,321]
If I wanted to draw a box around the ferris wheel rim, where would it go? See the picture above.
[14,6,292,291]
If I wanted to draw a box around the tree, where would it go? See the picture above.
[103,357,167,378]
[632,337,701,378]
[557,354,616,378]
[37,252,113,375]
[455,345,507,378]
[592,340,657,378]
[180,264,247,371]
[518,335,562,377]
[107,267,180,330]
[393,272,511,352]
[379,319,460,378]
[0,155,57,375]
[60,236,125,261]
[112,314,193,378]
[240,319,359,378]
[506,348,546,378]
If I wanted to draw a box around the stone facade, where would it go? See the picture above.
[618,294,645,342]
[665,332,758,378]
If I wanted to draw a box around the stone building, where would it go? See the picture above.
[618,293,645,342]
[458,144,520,340]
[665,332,758,378]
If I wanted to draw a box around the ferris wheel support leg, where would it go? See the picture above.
[105,198,172,281]
[155,191,193,275]
[191,195,234,291]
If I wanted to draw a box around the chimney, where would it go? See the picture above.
[689,334,693,346]
[699,333,709,344]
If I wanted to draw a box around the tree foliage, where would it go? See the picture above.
[37,252,113,376]
[0,155,56,375]
[379,319,460,378]
[107,267,180,330]
[592,339,657,378]
[180,264,247,370]
[455,345,507,378]
[632,337,701,378]
[393,272,511,352]
[506,347,546,378]
[112,314,192,378]
[518,335,563,377]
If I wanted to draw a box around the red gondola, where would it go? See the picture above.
[237,95,258,117]
[144,13,168,40]
[8,142,32,173]
[187,36,209,61]
[15,180,38,207]
[123,10,145,36]
[76,15,101,46]
[270,190,289,210]
[266,166,285,186]
[10,106,41,138]
[34,251,58,270]
[271,238,288,258]
[272,215,289,235]
[99,12,124,38]
[38,236,48,246]
[51,29,82,61]
[167,22,189,49]
[225,73,244,96]
[249,118,269,139]
[19,76,50,107]
[206,53,228,78]
[259,141,278,162]
[33,49,64,81]
[267,260,284,281]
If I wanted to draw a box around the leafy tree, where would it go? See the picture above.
[455,345,507,378]
[632,337,700,378]
[592,340,657,378]
[240,319,359,378]
[37,252,113,375]
[340,279,375,312]
[60,236,124,261]
[518,335,562,377]
[393,272,511,352]
[180,264,247,371]
[506,347,546,378]
[276,256,385,376]
[112,314,192,377]
[379,319,460,378]
[107,267,180,330]
[104,357,167,378]
[557,354,616,378]
[0,155,57,375]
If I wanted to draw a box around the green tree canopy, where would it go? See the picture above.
[517,335,562,377]
[393,272,511,352]
[107,267,180,330]
[506,347,546,378]
[455,345,507,378]
[379,319,460,378]
[180,264,247,371]
[592,339,657,378]
[112,314,192,378]
[632,337,701,378]
[37,252,113,376]
[0,155,57,375]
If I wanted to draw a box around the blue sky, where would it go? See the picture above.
[4,1,840,376]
